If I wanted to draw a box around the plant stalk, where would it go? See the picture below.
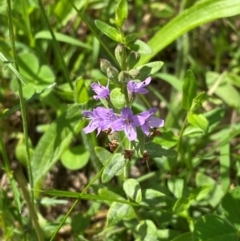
[6,0,34,202]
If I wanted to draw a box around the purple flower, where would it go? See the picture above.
[82,107,117,135]
[91,81,110,100]
[127,77,151,95]
[138,107,164,136]
[112,107,145,141]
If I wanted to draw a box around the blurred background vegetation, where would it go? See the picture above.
[0,0,240,240]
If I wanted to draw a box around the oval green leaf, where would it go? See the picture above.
[61,145,90,170]
[101,153,125,183]
[187,113,209,134]
[137,220,158,241]
[127,39,152,55]
[75,77,89,104]
[95,20,125,43]
[123,178,142,203]
[136,61,164,80]
[115,0,128,28]
[107,202,136,226]
[110,87,125,109]
[94,146,112,165]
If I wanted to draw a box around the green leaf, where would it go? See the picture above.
[127,39,152,55]
[187,113,209,134]
[107,202,136,226]
[35,30,92,49]
[136,220,158,241]
[144,142,177,158]
[101,153,125,183]
[18,52,39,81]
[98,188,124,201]
[168,178,184,198]
[75,77,89,104]
[219,130,230,194]
[171,232,193,241]
[115,0,128,28]
[123,179,142,203]
[15,135,33,167]
[154,73,182,92]
[32,104,83,186]
[95,146,112,165]
[222,187,240,230]
[173,197,191,214]
[189,185,213,201]
[0,52,26,85]
[61,145,90,170]
[204,108,225,132]
[44,189,137,206]
[206,71,240,109]
[152,131,178,149]
[38,65,55,84]
[136,61,164,80]
[21,83,36,99]
[191,92,207,112]
[195,172,224,207]
[141,189,173,208]
[193,215,237,241]
[182,69,197,111]
[110,87,125,109]
[95,20,125,43]
[138,0,240,65]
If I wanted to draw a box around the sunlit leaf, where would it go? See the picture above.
[123,179,142,203]
[101,153,125,183]
[32,104,83,186]
[139,0,240,65]
[95,20,125,43]
[182,69,197,111]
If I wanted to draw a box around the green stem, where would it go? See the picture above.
[69,0,118,67]
[6,0,34,202]
[37,0,73,89]
[174,114,190,173]
[13,165,44,241]
[0,132,26,240]
[50,139,125,240]
[123,160,130,180]
[123,85,130,107]
[177,114,188,153]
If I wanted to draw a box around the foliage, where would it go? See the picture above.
[0,0,240,240]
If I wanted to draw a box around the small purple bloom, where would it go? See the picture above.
[82,107,117,135]
[127,77,151,95]
[112,107,145,141]
[91,81,110,100]
[138,107,164,136]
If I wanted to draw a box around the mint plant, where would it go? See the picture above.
[1,0,240,240]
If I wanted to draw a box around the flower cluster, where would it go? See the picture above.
[82,77,164,141]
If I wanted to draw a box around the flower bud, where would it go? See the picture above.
[126,51,140,69]
[106,66,119,80]
[100,59,112,74]
[115,44,125,68]
[128,69,140,79]
[118,71,130,83]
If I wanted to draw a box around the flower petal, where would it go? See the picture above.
[124,125,137,141]
[83,120,98,133]
[147,116,164,128]
[141,124,150,136]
